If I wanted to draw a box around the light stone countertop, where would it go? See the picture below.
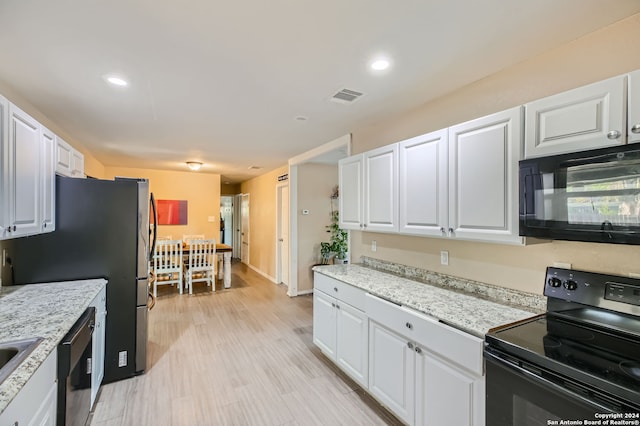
[313,264,543,338]
[0,279,107,415]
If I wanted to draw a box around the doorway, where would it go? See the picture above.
[276,183,289,285]
[219,196,234,246]
[240,193,250,265]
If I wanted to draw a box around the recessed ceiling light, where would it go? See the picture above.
[104,75,128,87]
[295,116,308,121]
[370,59,390,71]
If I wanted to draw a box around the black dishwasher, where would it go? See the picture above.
[57,307,95,426]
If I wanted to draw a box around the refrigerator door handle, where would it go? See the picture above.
[149,192,157,262]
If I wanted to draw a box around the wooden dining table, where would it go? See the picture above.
[182,243,233,289]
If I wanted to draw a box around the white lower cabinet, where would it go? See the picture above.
[313,273,368,388]
[368,320,415,424]
[0,349,57,426]
[312,274,486,426]
[366,293,485,426]
[90,286,107,408]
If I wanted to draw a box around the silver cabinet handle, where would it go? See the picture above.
[440,227,446,235]
[336,304,340,310]
[407,342,414,349]
[607,130,621,139]
[331,303,335,308]
[631,124,640,134]
[448,227,454,235]
[415,346,422,354]
[363,224,367,228]
[405,322,413,330]
[43,222,47,228]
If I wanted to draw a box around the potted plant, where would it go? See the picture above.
[319,186,349,264]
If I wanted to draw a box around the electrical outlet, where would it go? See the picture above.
[440,251,449,266]
[371,240,377,252]
[553,262,572,269]
[629,273,640,279]
[207,216,215,222]
[118,351,128,367]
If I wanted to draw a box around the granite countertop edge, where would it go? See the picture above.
[312,264,543,338]
[0,278,107,415]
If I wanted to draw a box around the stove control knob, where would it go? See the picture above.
[548,277,562,288]
[563,280,578,291]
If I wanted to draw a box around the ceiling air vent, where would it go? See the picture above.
[330,88,364,104]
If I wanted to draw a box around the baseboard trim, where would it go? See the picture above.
[248,264,277,284]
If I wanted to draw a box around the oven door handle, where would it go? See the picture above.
[484,350,620,413]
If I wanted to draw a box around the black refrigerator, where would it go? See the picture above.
[0,175,157,383]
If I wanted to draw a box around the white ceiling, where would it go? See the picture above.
[1,1,639,182]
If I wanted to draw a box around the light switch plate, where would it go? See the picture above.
[553,262,571,269]
[440,251,449,266]
[371,240,377,252]
[207,216,215,222]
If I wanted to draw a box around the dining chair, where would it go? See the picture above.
[184,239,216,294]
[152,239,183,296]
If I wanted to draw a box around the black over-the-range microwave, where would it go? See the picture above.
[519,143,640,245]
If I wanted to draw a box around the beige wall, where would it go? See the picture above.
[297,163,339,292]
[240,165,288,280]
[350,13,640,295]
[221,182,241,195]
[104,166,221,240]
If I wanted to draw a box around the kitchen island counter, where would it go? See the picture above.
[0,278,107,414]
[313,263,542,338]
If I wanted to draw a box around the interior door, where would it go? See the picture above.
[277,184,289,285]
[240,193,250,265]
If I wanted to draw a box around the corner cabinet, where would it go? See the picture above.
[55,136,85,178]
[448,107,523,244]
[524,75,626,158]
[0,349,57,426]
[312,273,369,388]
[629,70,640,144]
[339,145,399,233]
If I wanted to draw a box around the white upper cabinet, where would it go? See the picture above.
[1,99,56,240]
[6,103,42,238]
[448,106,523,244]
[399,129,448,237]
[629,70,640,144]
[363,144,398,233]
[524,75,626,158]
[338,154,364,230]
[41,127,56,233]
[339,145,399,233]
[56,135,85,178]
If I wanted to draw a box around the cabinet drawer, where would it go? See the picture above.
[366,293,483,375]
[314,273,366,311]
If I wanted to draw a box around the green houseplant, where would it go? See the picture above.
[320,186,348,264]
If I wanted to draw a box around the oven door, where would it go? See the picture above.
[485,349,624,426]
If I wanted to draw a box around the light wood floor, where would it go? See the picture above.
[89,261,402,426]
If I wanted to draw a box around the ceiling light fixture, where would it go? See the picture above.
[186,161,203,171]
[104,75,129,87]
[370,59,390,71]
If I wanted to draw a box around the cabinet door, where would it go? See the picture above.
[368,320,414,425]
[415,351,484,426]
[55,136,72,176]
[399,129,448,237]
[524,75,626,158]
[336,301,368,388]
[41,127,55,233]
[448,107,523,244]
[91,287,107,407]
[339,154,364,230]
[8,103,41,237]
[312,290,337,359]
[29,382,57,426]
[629,70,640,144]
[364,144,398,233]
[71,149,85,177]
[0,95,9,237]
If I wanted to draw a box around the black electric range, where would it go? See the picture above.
[485,268,640,425]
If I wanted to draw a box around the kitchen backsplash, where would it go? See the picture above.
[359,256,546,312]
